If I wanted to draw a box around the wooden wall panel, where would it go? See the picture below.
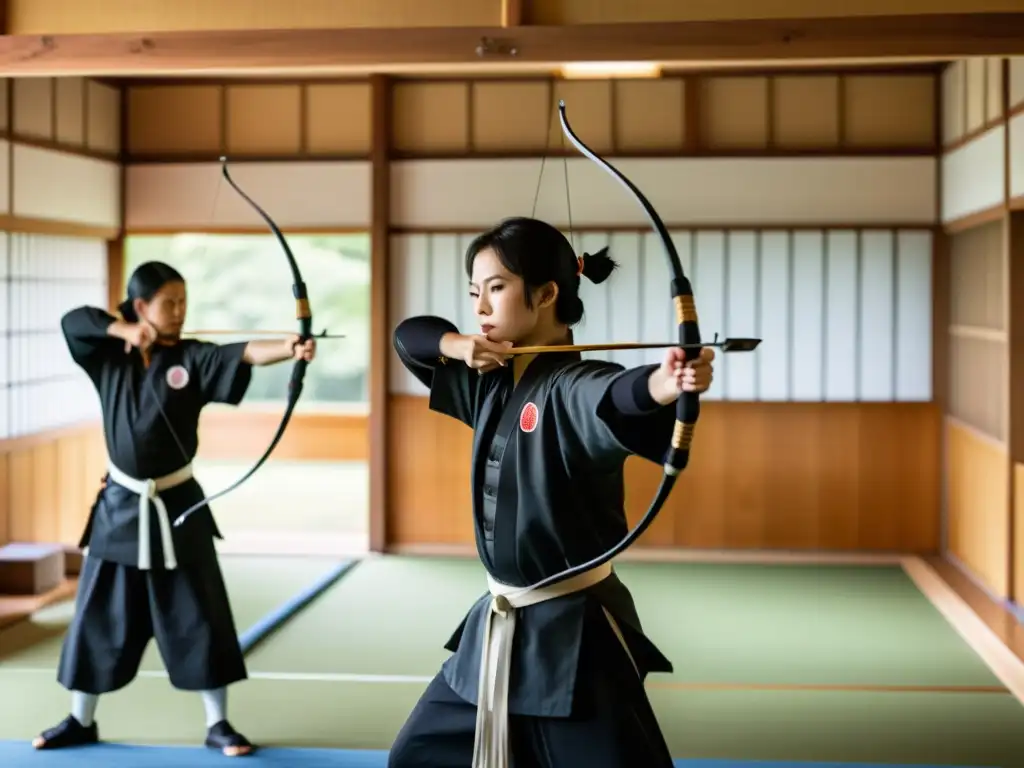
[8,0,502,34]
[530,0,1024,25]
[124,162,371,230]
[226,85,302,155]
[8,77,120,158]
[306,83,372,154]
[942,57,1007,148]
[947,221,1006,441]
[0,425,106,548]
[389,228,934,402]
[127,85,222,155]
[12,79,53,140]
[197,411,368,462]
[843,75,936,147]
[772,76,839,148]
[123,71,936,161]
[7,0,1019,34]
[700,77,769,149]
[386,395,940,552]
[389,157,937,229]
[1011,57,1024,110]
[946,419,1010,597]
[1015,463,1024,605]
[128,82,372,160]
[391,82,467,154]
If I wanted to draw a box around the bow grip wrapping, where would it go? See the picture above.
[291,281,313,397]
[667,276,701,475]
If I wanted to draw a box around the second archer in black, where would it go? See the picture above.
[34,261,316,758]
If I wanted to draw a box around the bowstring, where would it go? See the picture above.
[531,81,576,254]
[144,172,227,470]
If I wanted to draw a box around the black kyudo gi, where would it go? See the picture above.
[389,315,677,768]
[57,306,252,696]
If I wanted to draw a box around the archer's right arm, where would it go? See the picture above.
[393,315,502,428]
[60,306,129,372]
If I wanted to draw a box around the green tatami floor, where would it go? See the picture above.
[1,554,1023,766]
[0,554,344,671]
[245,556,1003,689]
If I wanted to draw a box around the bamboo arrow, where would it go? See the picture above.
[181,329,347,339]
[505,335,761,355]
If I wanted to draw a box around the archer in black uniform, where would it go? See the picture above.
[389,217,715,767]
[34,261,317,758]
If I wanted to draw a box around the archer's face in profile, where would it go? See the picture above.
[469,247,540,344]
[137,280,187,341]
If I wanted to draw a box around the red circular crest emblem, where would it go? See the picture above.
[166,365,190,390]
[520,402,539,433]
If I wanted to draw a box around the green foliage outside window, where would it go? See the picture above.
[123,233,370,410]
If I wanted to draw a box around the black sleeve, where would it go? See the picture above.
[189,341,253,405]
[552,361,675,466]
[393,315,481,428]
[60,306,121,375]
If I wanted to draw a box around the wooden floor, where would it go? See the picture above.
[926,555,1024,667]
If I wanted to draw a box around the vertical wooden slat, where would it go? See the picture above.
[1006,210,1024,602]
[501,0,523,27]
[369,74,390,552]
[685,75,700,151]
[1005,58,1020,602]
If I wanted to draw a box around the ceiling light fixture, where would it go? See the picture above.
[559,61,662,79]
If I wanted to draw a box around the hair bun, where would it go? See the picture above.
[580,246,618,285]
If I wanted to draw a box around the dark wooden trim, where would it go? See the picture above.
[125,152,370,164]
[500,0,523,28]
[390,222,936,235]
[121,146,936,163]
[1007,210,1023,603]
[5,132,118,163]
[943,204,1007,234]
[943,116,1005,152]
[369,74,390,554]
[1,15,1023,75]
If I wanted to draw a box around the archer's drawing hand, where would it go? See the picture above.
[443,333,512,374]
[286,336,317,362]
[121,322,156,355]
[649,346,715,404]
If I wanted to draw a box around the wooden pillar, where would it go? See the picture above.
[1006,210,1024,603]
[1003,58,1023,605]
[368,74,391,552]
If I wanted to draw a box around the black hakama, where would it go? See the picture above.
[389,316,679,768]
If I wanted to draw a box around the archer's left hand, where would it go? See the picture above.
[286,336,317,362]
[650,346,714,404]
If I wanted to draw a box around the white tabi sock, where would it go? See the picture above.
[71,691,98,727]
[201,688,227,728]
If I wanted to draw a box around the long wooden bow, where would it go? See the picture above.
[170,157,315,529]
[526,101,761,592]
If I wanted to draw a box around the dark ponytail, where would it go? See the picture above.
[464,217,618,326]
[119,261,185,322]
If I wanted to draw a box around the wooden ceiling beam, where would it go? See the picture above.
[1,13,1023,76]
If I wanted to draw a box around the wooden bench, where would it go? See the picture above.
[0,542,79,631]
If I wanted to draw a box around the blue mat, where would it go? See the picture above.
[0,743,977,767]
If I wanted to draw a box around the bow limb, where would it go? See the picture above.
[171,157,313,529]
[528,101,703,591]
